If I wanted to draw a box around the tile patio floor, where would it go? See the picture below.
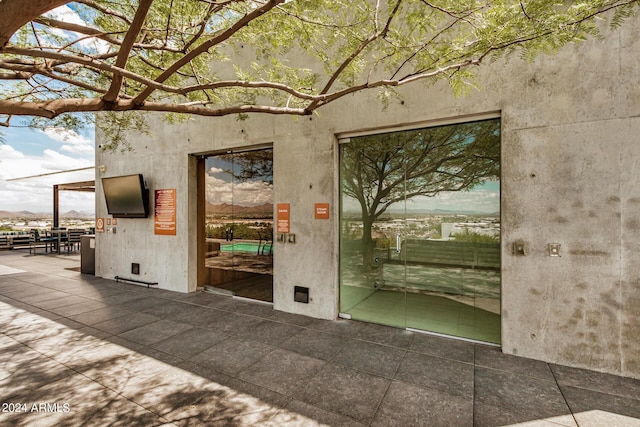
[1,250,639,426]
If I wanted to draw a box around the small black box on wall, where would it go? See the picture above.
[294,286,309,303]
[131,263,140,275]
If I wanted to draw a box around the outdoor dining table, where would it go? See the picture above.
[47,229,68,254]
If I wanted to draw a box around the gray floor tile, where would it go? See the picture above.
[29,295,90,310]
[76,325,112,339]
[54,317,87,329]
[202,311,263,335]
[177,360,234,385]
[268,310,318,327]
[104,335,145,351]
[268,400,367,427]
[190,337,274,375]
[225,377,292,408]
[306,318,362,337]
[235,319,304,346]
[395,350,474,398]
[353,322,415,348]
[0,299,41,314]
[49,300,110,317]
[560,384,640,420]
[66,305,133,325]
[59,393,171,426]
[411,332,475,363]
[475,366,571,421]
[572,410,640,427]
[332,339,406,378]
[169,389,283,427]
[172,305,226,328]
[15,290,70,304]
[232,301,275,318]
[114,295,167,311]
[151,327,229,359]
[92,291,155,305]
[279,327,349,361]
[473,401,577,427]
[117,319,193,346]
[141,300,193,318]
[172,290,224,305]
[91,312,160,335]
[0,354,78,401]
[3,252,640,427]
[120,373,212,420]
[476,345,554,380]
[240,348,326,395]
[551,364,640,400]
[70,286,124,299]
[372,380,473,427]
[298,363,391,423]
[203,295,240,311]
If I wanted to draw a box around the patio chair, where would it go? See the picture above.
[29,229,54,254]
[65,229,86,252]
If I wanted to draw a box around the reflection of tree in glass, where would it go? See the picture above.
[221,150,273,183]
[341,119,500,271]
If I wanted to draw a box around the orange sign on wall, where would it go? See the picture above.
[315,203,330,219]
[154,189,177,235]
[96,218,105,233]
[277,203,290,233]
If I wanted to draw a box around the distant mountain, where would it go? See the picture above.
[206,202,273,217]
[343,207,499,217]
[0,210,41,219]
[61,210,94,219]
[0,210,94,219]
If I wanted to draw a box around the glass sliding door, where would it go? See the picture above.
[203,148,274,302]
[339,138,408,328]
[339,118,501,343]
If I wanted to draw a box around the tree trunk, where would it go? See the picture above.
[361,216,375,273]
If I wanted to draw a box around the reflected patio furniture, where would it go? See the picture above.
[257,228,273,255]
[206,241,221,257]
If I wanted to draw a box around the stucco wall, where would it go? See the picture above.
[96,14,640,378]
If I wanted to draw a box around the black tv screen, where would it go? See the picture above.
[102,174,149,218]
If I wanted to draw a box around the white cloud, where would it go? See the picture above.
[41,149,93,171]
[39,127,94,158]
[41,127,91,145]
[205,173,272,206]
[45,5,86,26]
[0,144,25,159]
[0,145,94,213]
[44,6,111,54]
[207,167,224,174]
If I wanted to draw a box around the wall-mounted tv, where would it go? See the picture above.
[102,174,150,218]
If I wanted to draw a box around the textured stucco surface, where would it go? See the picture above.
[96,14,640,378]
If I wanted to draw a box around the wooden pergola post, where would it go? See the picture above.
[53,180,96,228]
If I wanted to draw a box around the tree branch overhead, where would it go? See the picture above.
[0,0,637,135]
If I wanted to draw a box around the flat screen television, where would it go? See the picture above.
[102,174,150,218]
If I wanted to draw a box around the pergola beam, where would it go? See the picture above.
[53,180,95,228]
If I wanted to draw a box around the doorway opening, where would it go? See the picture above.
[200,147,274,303]
[339,118,501,343]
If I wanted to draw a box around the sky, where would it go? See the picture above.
[342,181,500,215]
[0,5,98,215]
[0,124,95,214]
[205,157,273,207]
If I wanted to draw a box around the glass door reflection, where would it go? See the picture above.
[339,119,501,343]
[203,148,273,302]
